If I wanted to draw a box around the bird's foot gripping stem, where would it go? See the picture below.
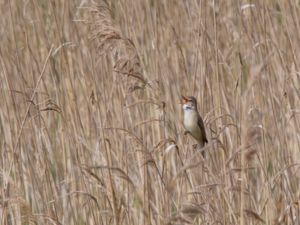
[192,144,206,158]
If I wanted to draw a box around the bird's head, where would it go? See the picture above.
[181,95,197,111]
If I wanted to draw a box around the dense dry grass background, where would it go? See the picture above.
[1,0,300,224]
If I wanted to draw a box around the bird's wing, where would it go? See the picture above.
[198,114,208,143]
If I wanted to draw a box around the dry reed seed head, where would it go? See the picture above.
[245,148,257,161]
[180,203,206,220]
[89,2,146,92]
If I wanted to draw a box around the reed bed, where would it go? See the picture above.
[1,0,300,224]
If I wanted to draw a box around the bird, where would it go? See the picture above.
[181,95,208,157]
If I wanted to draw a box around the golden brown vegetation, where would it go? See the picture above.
[1,0,300,224]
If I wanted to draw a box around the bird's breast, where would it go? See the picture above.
[184,110,199,132]
[183,110,204,144]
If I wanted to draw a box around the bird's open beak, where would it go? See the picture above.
[180,95,189,104]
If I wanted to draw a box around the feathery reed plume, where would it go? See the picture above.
[89,1,147,89]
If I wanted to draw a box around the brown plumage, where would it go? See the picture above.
[181,96,208,157]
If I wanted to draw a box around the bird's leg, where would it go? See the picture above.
[192,143,206,158]
[184,130,191,136]
[192,143,198,149]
